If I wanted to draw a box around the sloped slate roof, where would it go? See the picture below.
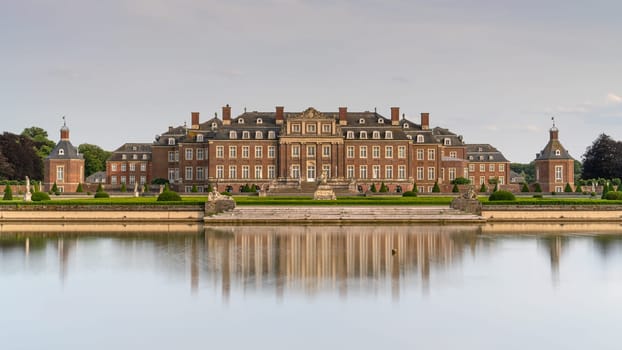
[466,144,510,162]
[46,140,83,160]
[536,138,574,160]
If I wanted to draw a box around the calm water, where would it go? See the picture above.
[1,224,622,350]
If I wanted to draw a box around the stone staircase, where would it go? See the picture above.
[204,205,484,224]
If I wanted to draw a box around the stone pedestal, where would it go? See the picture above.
[205,191,236,216]
[450,198,482,215]
[313,184,336,200]
[23,192,32,202]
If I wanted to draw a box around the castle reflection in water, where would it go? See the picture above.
[3,224,620,299]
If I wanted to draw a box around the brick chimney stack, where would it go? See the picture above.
[276,106,284,125]
[191,112,200,129]
[391,107,400,125]
[421,113,430,130]
[222,104,231,125]
[339,107,347,125]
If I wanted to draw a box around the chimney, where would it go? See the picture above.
[550,126,559,141]
[339,107,347,125]
[391,107,400,125]
[276,106,284,125]
[191,112,200,129]
[421,113,430,130]
[222,104,231,125]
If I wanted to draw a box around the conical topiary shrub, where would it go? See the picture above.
[3,185,13,200]
[521,183,530,192]
[479,183,487,192]
[370,183,377,193]
[76,183,84,193]
[533,183,542,192]
[432,182,440,193]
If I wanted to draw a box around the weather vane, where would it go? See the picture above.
[551,116,555,128]
[62,115,66,126]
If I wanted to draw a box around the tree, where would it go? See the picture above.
[534,183,542,192]
[21,126,55,160]
[78,144,111,178]
[191,184,198,192]
[51,182,59,195]
[452,177,470,185]
[521,183,530,192]
[370,183,377,192]
[452,183,459,193]
[412,182,418,193]
[0,132,44,180]
[206,183,214,192]
[432,182,440,193]
[120,183,127,192]
[582,134,622,180]
[3,185,12,200]
[479,183,487,192]
[76,183,84,193]
[510,162,536,184]
[0,150,15,180]
[492,183,498,192]
[379,182,388,192]
[564,183,573,192]
[96,183,104,193]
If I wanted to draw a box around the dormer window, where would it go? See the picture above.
[479,155,484,160]
[132,146,137,151]
[132,154,138,160]
[197,134,204,142]
[359,118,365,124]
[58,149,65,156]
[444,138,451,145]
[255,131,263,139]
[268,131,276,139]
[403,123,409,129]
[229,131,237,139]
[372,131,380,139]
[555,149,561,156]
[488,155,493,160]
[238,118,245,124]
[242,131,250,139]
[385,131,393,139]
[377,118,384,124]
[478,147,483,152]
[256,118,263,124]
[142,154,148,160]
[468,155,473,160]
[211,122,218,129]
[360,131,368,139]
[416,135,424,143]
[168,138,175,145]
[346,131,354,139]
[121,154,127,160]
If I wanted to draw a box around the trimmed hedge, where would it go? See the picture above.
[402,191,417,197]
[32,192,51,201]
[604,191,622,200]
[94,192,110,198]
[489,190,516,201]
[157,190,181,202]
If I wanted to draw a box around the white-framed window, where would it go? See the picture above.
[360,146,367,158]
[168,151,175,162]
[372,131,380,139]
[499,164,505,172]
[229,146,237,158]
[347,165,355,179]
[229,131,237,139]
[489,164,495,172]
[416,135,424,143]
[555,186,563,192]
[256,118,263,124]
[499,176,505,185]
[255,166,263,179]
[129,175,135,185]
[242,131,250,139]
[469,176,475,184]
[196,148,204,160]
[58,149,65,156]
[428,149,435,160]
[360,131,367,139]
[197,134,204,142]
[322,124,331,133]
[268,146,276,158]
[121,164,127,172]
[480,176,485,184]
[403,123,409,129]
[347,131,354,139]
[268,131,276,139]
[385,146,393,158]
[480,164,485,172]
[292,145,300,157]
[255,131,263,139]
[307,145,316,157]
[417,167,424,180]
[168,138,175,145]
[468,164,475,172]
[291,124,301,133]
[229,166,237,179]
[291,165,300,179]
[417,149,424,160]
[359,118,365,124]
[449,168,456,181]
[238,118,245,124]
[252,146,261,158]
[132,154,137,160]
[307,165,315,179]
[444,138,451,145]
[449,151,457,158]
[185,167,193,180]
[141,163,147,172]
[56,166,64,182]
[372,165,380,179]
[111,176,117,184]
[398,165,406,179]
[129,163,136,172]
[322,145,331,157]
[347,146,355,158]
[398,146,406,158]
[120,176,127,184]
[111,164,117,171]
[555,165,563,181]
[216,165,224,179]
[555,149,561,156]
[185,148,193,160]
[242,146,250,158]
[216,146,224,158]
[377,118,384,124]
[385,165,393,179]
[268,165,276,179]
[241,165,250,179]
[196,167,204,180]
[427,167,435,180]
[489,155,494,160]
[372,146,380,159]
[360,165,368,179]
[385,131,393,139]
[167,169,175,182]
[307,124,316,133]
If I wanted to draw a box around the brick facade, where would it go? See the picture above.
[535,125,575,192]
[43,123,85,192]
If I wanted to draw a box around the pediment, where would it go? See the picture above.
[289,107,330,120]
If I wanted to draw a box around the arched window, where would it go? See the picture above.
[255,131,263,139]
[555,149,561,156]
[416,135,424,143]
[346,131,354,139]
[229,131,237,139]
[58,149,65,155]
[372,131,380,139]
[385,131,393,139]
[377,118,384,124]
[211,122,218,129]
[238,118,245,124]
[256,118,263,124]
[360,131,368,139]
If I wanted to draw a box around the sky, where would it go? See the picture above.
[2,0,621,163]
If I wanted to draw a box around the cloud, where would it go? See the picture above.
[607,93,622,104]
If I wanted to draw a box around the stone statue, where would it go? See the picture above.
[462,185,477,200]
[133,182,139,197]
[23,176,32,202]
[319,170,328,185]
[159,184,164,194]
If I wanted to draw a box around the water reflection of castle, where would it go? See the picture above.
[204,226,482,298]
